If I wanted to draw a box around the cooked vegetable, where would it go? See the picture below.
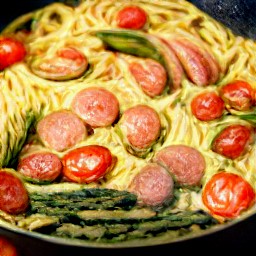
[0,37,26,70]
[26,187,217,242]
[0,168,29,215]
[62,145,117,183]
[1,110,35,168]
[219,80,255,111]
[202,172,255,218]
[37,210,217,242]
[191,91,225,121]
[116,6,147,29]
[28,187,138,214]
[237,113,256,125]
[211,124,253,159]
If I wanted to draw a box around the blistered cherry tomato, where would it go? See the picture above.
[0,236,18,256]
[191,91,225,121]
[116,6,147,29]
[0,169,29,214]
[212,124,253,159]
[62,145,116,183]
[0,37,26,70]
[219,80,255,111]
[129,59,167,97]
[202,172,255,218]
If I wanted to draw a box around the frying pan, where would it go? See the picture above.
[0,1,256,255]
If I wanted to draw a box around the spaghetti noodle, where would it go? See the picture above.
[0,0,256,244]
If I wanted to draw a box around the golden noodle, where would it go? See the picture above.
[0,0,256,238]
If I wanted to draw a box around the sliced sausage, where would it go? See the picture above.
[173,38,220,85]
[71,87,120,128]
[119,104,161,149]
[30,47,88,81]
[153,145,205,186]
[37,110,87,152]
[160,38,185,90]
[17,152,62,183]
[0,169,29,214]
[167,38,220,86]
[128,163,174,207]
[129,58,167,97]
[168,40,209,86]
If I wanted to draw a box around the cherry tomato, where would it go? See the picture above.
[116,6,147,29]
[212,124,253,159]
[202,172,255,218]
[219,80,255,111]
[62,145,116,183]
[0,236,18,256]
[129,59,167,97]
[191,91,225,121]
[0,169,29,214]
[0,37,26,70]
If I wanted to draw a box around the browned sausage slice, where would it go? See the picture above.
[174,38,220,85]
[0,169,29,214]
[129,58,167,97]
[160,38,185,90]
[37,110,87,152]
[71,87,120,127]
[17,152,62,183]
[153,145,205,186]
[169,40,210,86]
[128,163,174,207]
[119,104,161,149]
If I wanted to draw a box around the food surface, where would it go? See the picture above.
[0,0,255,246]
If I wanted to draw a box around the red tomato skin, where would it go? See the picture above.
[212,125,253,159]
[0,170,29,214]
[220,80,255,111]
[62,145,115,183]
[0,37,26,70]
[191,91,225,121]
[202,172,255,218]
[0,236,18,256]
[116,6,147,29]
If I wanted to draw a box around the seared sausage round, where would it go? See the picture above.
[119,104,161,149]
[153,145,205,186]
[129,58,167,97]
[37,110,87,152]
[128,163,174,207]
[0,169,29,214]
[17,152,62,182]
[71,87,120,127]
